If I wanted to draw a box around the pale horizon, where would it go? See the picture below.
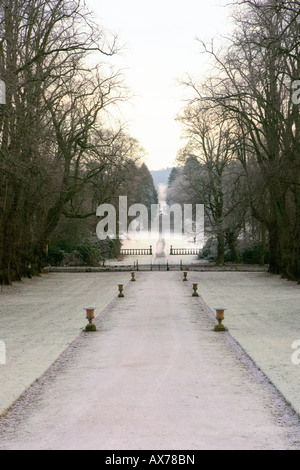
[86,0,234,171]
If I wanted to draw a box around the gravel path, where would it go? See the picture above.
[0,272,300,450]
[190,271,300,416]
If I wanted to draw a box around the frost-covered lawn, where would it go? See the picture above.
[1,271,299,450]
[191,271,300,415]
[0,272,129,416]
[0,270,299,421]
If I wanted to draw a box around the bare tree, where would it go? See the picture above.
[180,0,300,280]
[174,106,248,264]
[0,0,126,284]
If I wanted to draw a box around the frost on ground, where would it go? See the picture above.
[190,272,300,416]
[0,272,129,416]
[0,271,300,450]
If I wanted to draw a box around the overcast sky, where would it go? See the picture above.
[86,0,234,170]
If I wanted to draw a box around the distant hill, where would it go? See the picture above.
[150,168,173,188]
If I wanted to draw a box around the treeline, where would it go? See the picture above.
[0,0,157,284]
[48,162,158,267]
[169,0,300,281]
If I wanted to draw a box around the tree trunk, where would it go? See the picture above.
[216,230,225,265]
[259,224,267,266]
[225,230,241,263]
[267,221,282,275]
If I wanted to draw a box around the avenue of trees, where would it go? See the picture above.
[169,0,300,281]
[1,0,299,284]
[0,0,157,284]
